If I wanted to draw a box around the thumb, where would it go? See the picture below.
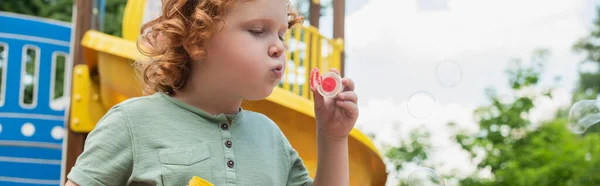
[310,68,325,109]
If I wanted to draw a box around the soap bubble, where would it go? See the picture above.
[568,100,600,134]
[435,60,462,88]
[407,91,436,119]
[408,167,445,186]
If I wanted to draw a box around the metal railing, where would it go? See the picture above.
[280,25,343,101]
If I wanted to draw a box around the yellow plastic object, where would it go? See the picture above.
[69,65,107,132]
[80,30,146,109]
[68,0,387,185]
[188,176,214,186]
[122,0,147,41]
[336,38,345,51]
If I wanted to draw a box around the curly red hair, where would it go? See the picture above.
[136,0,303,95]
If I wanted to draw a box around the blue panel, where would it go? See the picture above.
[35,46,51,113]
[0,161,61,181]
[0,38,69,116]
[0,12,71,43]
[0,118,64,144]
[2,41,24,111]
[0,180,59,186]
[0,146,62,160]
[0,11,72,186]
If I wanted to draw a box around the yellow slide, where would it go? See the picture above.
[68,0,387,185]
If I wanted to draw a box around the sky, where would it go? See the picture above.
[316,0,600,185]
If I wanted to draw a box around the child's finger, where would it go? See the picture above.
[312,84,325,107]
[310,68,325,108]
[341,78,354,92]
[329,68,341,76]
[336,100,359,119]
[310,68,320,90]
[336,91,357,104]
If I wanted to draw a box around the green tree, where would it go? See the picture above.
[385,128,435,186]
[384,49,600,186]
[101,0,127,37]
[0,0,73,22]
[0,45,5,101]
[454,49,600,185]
[292,0,332,23]
[573,7,600,102]
[23,49,37,105]
[0,0,126,36]
[572,6,600,134]
[53,55,66,99]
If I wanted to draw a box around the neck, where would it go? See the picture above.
[171,74,242,116]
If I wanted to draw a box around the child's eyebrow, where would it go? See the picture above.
[240,18,288,30]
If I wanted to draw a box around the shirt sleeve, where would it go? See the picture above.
[285,139,314,186]
[67,106,134,186]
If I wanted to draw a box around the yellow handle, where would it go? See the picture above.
[188,176,214,186]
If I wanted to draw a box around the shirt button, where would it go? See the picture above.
[227,160,234,168]
[220,123,229,131]
[225,140,232,148]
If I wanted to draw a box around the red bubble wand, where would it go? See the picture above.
[310,68,343,98]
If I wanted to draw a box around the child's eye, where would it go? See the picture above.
[278,35,285,41]
[249,29,265,35]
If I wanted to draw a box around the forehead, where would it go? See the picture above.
[225,0,289,24]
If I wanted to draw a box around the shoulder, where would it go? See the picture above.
[103,92,174,120]
[239,110,293,146]
[88,93,173,134]
[240,110,275,123]
[239,110,280,130]
[239,110,290,140]
[111,92,167,111]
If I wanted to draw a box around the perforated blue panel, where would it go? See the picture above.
[0,11,71,186]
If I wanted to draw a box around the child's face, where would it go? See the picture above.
[201,0,288,100]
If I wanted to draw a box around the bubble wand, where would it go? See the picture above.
[310,68,343,98]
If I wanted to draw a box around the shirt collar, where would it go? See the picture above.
[158,92,243,123]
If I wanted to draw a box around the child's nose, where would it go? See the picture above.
[268,41,284,58]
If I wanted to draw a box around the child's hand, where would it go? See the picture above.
[310,68,358,140]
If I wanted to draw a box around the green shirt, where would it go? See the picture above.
[67,92,314,186]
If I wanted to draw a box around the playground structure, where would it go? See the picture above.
[0,0,388,185]
[0,11,71,185]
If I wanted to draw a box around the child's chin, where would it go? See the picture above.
[244,88,275,101]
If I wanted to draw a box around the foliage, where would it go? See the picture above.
[573,7,600,102]
[386,128,433,171]
[385,49,600,185]
[456,49,600,185]
[0,0,126,36]
[292,0,332,23]
[0,0,73,22]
